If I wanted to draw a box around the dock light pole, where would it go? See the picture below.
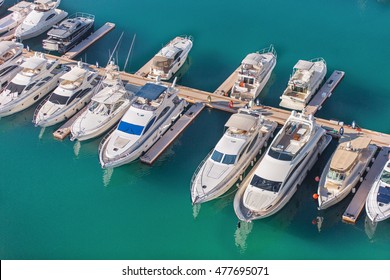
[352,120,356,129]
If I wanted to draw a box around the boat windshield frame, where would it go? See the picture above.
[326,168,346,182]
[250,174,282,192]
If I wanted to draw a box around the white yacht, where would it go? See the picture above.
[234,111,331,221]
[0,41,23,90]
[0,1,33,41]
[230,45,277,101]
[366,158,390,222]
[0,52,66,117]
[15,0,68,40]
[148,36,193,81]
[190,108,276,204]
[42,12,95,54]
[317,136,377,210]
[33,61,99,127]
[279,58,327,111]
[99,81,187,168]
[70,61,134,141]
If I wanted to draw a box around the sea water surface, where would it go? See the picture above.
[0,0,389,259]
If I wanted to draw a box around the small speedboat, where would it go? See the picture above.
[33,61,99,127]
[0,52,67,117]
[70,61,134,141]
[366,158,390,222]
[15,0,68,40]
[148,35,193,81]
[0,41,23,90]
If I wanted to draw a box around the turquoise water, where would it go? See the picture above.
[0,0,389,260]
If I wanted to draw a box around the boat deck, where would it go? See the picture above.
[305,70,345,115]
[62,22,115,59]
[342,147,390,224]
[140,102,205,164]
[53,106,88,140]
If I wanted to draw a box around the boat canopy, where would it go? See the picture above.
[152,56,173,67]
[330,137,371,172]
[0,41,18,55]
[225,113,257,132]
[136,83,166,101]
[21,57,46,70]
[294,60,314,71]
[92,87,125,104]
[242,53,263,69]
[61,67,86,81]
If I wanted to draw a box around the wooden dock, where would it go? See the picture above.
[342,147,390,224]
[134,57,153,78]
[304,70,345,116]
[62,22,116,60]
[53,107,88,140]
[140,103,205,164]
[214,65,240,96]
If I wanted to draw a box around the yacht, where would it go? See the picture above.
[317,136,377,210]
[99,81,187,168]
[234,111,331,221]
[33,61,99,127]
[0,1,33,41]
[70,61,134,141]
[0,52,66,117]
[0,41,23,90]
[279,58,327,111]
[148,35,193,81]
[230,45,277,101]
[366,158,390,222]
[15,0,68,40]
[42,12,94,54]
[190,108,276,204]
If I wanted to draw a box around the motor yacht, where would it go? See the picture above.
[0,52,66,117]
[190,108,276,204]
[0,1,33,41]
[0,41,23,90]
[279,58,327,111]
[99,81,187,168]
[230,45,277,101]
[33,61,99,127]
[365,158,390,222]
[70,61,134,141]
[15,0,68,40]
[43,12,94,53]
[148,35,193,81]
[317,136,377,210]
[234,111,331,221]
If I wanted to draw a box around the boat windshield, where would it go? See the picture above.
[211,150,237,165]
[326,169,345,182]
[268,147,293,161]
[381,169,390,184]
[5,82,26,95]
[117,121,144,136]
[49,93,69,105]
[152,57,173,69]
[250,174,282,192]
[291,85,306,93]
[88,101,110,115]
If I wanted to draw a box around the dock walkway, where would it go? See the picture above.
[53,106,88,140]
[62,22,116,60]
[305,70,345,116]
[342,147,390,224]
[140,103,205,164]
[214,66,240,96]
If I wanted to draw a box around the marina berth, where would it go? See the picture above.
[42,12,95,54]
[0,52,66,117]
[317,136,377,210]
[0,41,23,90]
[365,158,390,222]
[191,108,277,204]
[15,0,68,40]
[0,1,33,41]
[230,45,277,101]
[70,61,134,141]
[99,81,187,168]
[234,111,331,221]
[279,58,327,111]
[33,61,99,127]
[148,35,193,81]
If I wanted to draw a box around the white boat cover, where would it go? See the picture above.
[61,67,86,81]
[242,53,263,68]
[0,41,17,54]
[92,87,124,104]
[294,60,314,70]
[225,113,257,132]
[21,57,46,69]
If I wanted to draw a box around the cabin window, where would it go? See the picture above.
[88,101,99,112]
[156,106,170,122]
[211,150,223,163]
[143,117,156,135]
[25,82,37,91]
[381,170,390,184]
[250,174,282,192]
[117,121,144,135]
[46,13,56,21]
[222,154,237,165]
[112,101,124,112]
[0,65,18,77]
[326,169,345,182]
[268,148,293,161]
[247,136,258,153]
[174,50,183,61]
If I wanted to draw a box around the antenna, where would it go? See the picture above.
[106,32,124,67]
[123,33,136,72]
